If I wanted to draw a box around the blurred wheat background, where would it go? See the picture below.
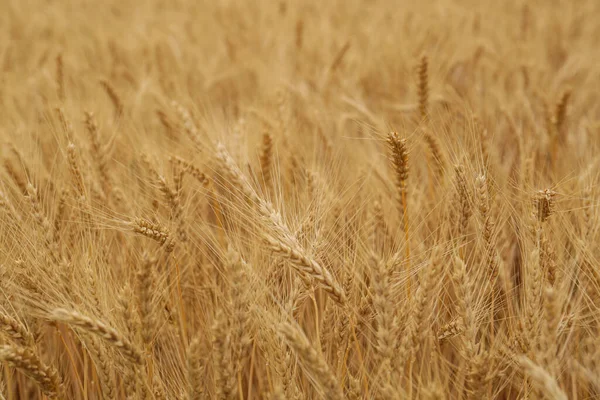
[0,0,599,398]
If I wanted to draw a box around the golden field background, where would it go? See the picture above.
[0,0,600,398]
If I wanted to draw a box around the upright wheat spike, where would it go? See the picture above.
[172,159,184,199]
[330,41,351,73]
[148,166,187,241]
[453,254,479,399]
[423,130,445,179]
[370,253,396,384]
[540,285,559,378]
[525,249,543,349]
[387,133,410,208]
[535,189,556,224]
[476,175,498,340]
[0,345,62,398]
[417,55,429,122]
[67,142,86,199]
[280,323,344,400]
[260,132,274,191]
[172,101,204,150]
[0,189,21,222]
[454,165,472,243]
[55,107,74,137]
[275,88,289,136]
[118,286,138,398]
[8,145,33,187]
[371,197,389,254]
[295,19,304,49]
[84,111,111,195]
[518,356,567,400]
[212,310,237,400]
[411,248,440,356]
[26,183,59,264]
[187,336,205,400]
[137,253,156,348]
[227,249,252,375]
[156,109,177,139]
[269,332,297,399]
[534,189,557,285]
[4,158,28,194]
[476,175,492,245]
[99,79,124,116]
[53,188,68,242]
[56,53,65,101]
[50,308,143,365]
[387,132,410,294]
[453,255,476,359]
[89,336,116,400]
[554,90,570,136]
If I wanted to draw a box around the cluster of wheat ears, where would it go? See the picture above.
[1,0,600,399]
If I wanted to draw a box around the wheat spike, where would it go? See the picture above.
[0,345,62,398]
[280,323,343,400]
[50,308,143,365]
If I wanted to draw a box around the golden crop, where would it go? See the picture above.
[0,0,599,398]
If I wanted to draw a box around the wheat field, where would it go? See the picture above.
[0,0,599,398]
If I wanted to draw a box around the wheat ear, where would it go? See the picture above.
[0,312,34,347]
[0,345,62,398]
[50,308,143,365]
[417,55,429,122]
[518,356,567,400]
[132,218,175,252]
[260,132,274,191]
[280,323,343,400]
[99,79,124,116]
[56,53,65,101]
[387,132,410,295]
[217,144,345,304]
[187,336,205,400]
